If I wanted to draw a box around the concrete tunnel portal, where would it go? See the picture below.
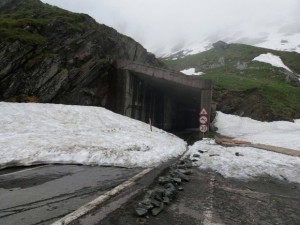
[107,60,212,131]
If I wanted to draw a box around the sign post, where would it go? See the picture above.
[199,82,212,139]
[199,107,209,138]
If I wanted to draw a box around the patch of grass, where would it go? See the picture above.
[260,83,300,117]
[200,73,259,91]
[0,27,46,44]
[200,71,300,118]
[275,51,300,73]
[0,0,91,44]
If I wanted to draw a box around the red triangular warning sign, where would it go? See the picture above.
[200,108,208,115]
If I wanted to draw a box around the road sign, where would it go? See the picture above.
[199,116,208,124]
[199,124,208,133]
[199,108,208,115]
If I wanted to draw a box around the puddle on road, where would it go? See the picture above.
[0,165,142,190]
[0,165,45,176]
[0,173,72,189]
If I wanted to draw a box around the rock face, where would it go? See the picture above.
[0,0,13,7]
[284,70,300,83]
[212,41,230,49]
[236,61,248,70]
[0,0,162,106]
[213,87,291,121]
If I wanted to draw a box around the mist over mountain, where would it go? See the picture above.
[41,0,300,56]
[1,0,300,122]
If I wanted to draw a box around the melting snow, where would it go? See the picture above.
[214,112,300,151]
[187,112,300,183]
[180,68,204,76]
[188,139,300,183]
[2,103,300,183]
[0,102,186,169]
[253,53,293,72]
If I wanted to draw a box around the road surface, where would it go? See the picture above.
[0,165,142,225]
[77,169,300,225]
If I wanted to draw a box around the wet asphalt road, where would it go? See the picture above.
[0,165,142,225]
[94,169,300,225]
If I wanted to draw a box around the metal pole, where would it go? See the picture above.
[149,118,152,132]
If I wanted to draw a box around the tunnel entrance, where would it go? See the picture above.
[106,60,212,132]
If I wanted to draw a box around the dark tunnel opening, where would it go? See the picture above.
[107,69,201,130]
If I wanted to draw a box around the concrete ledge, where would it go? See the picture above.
[114,60,212,90]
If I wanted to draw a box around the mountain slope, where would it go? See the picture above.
[0,0,162,105]
[164,43,300,121]
[160,29,300,58]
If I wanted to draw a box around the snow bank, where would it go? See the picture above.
[253,53,293,72]
[213,112,300,151]
[0,103,186,169]
[180,68,204,76]
[188,139,300,183]
[187,112,300,182]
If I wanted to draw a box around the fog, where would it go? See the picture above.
[41,0,300,55]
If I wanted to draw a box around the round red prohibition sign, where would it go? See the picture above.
[199,116,208,124]
[199,124,208,133]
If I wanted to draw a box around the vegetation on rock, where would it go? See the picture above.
[0,0,90,44]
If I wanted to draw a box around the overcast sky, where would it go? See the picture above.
[41,0,300,55]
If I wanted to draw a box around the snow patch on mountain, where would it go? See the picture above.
[161,40,212,58]
[255,32,300,53]
[180,68,204,76]
[162,31,300,58]
[253,53,293,72]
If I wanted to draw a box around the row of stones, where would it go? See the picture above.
[135,158,193,217]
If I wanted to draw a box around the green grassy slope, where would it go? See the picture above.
[164,44,300,74]
[0,0,92,44]
[163,44,300,121]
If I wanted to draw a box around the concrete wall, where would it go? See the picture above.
[106,68,201,130]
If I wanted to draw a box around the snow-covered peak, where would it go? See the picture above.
[255,32,300,53]
[252,53,293,72]
[161,30,300,58]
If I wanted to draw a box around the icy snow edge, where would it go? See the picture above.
[0,103,187,169]
[188,139,300,183]
[213,111,300,151]
[185,111,300,183]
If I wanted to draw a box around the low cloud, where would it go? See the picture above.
[42,0,299,55]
